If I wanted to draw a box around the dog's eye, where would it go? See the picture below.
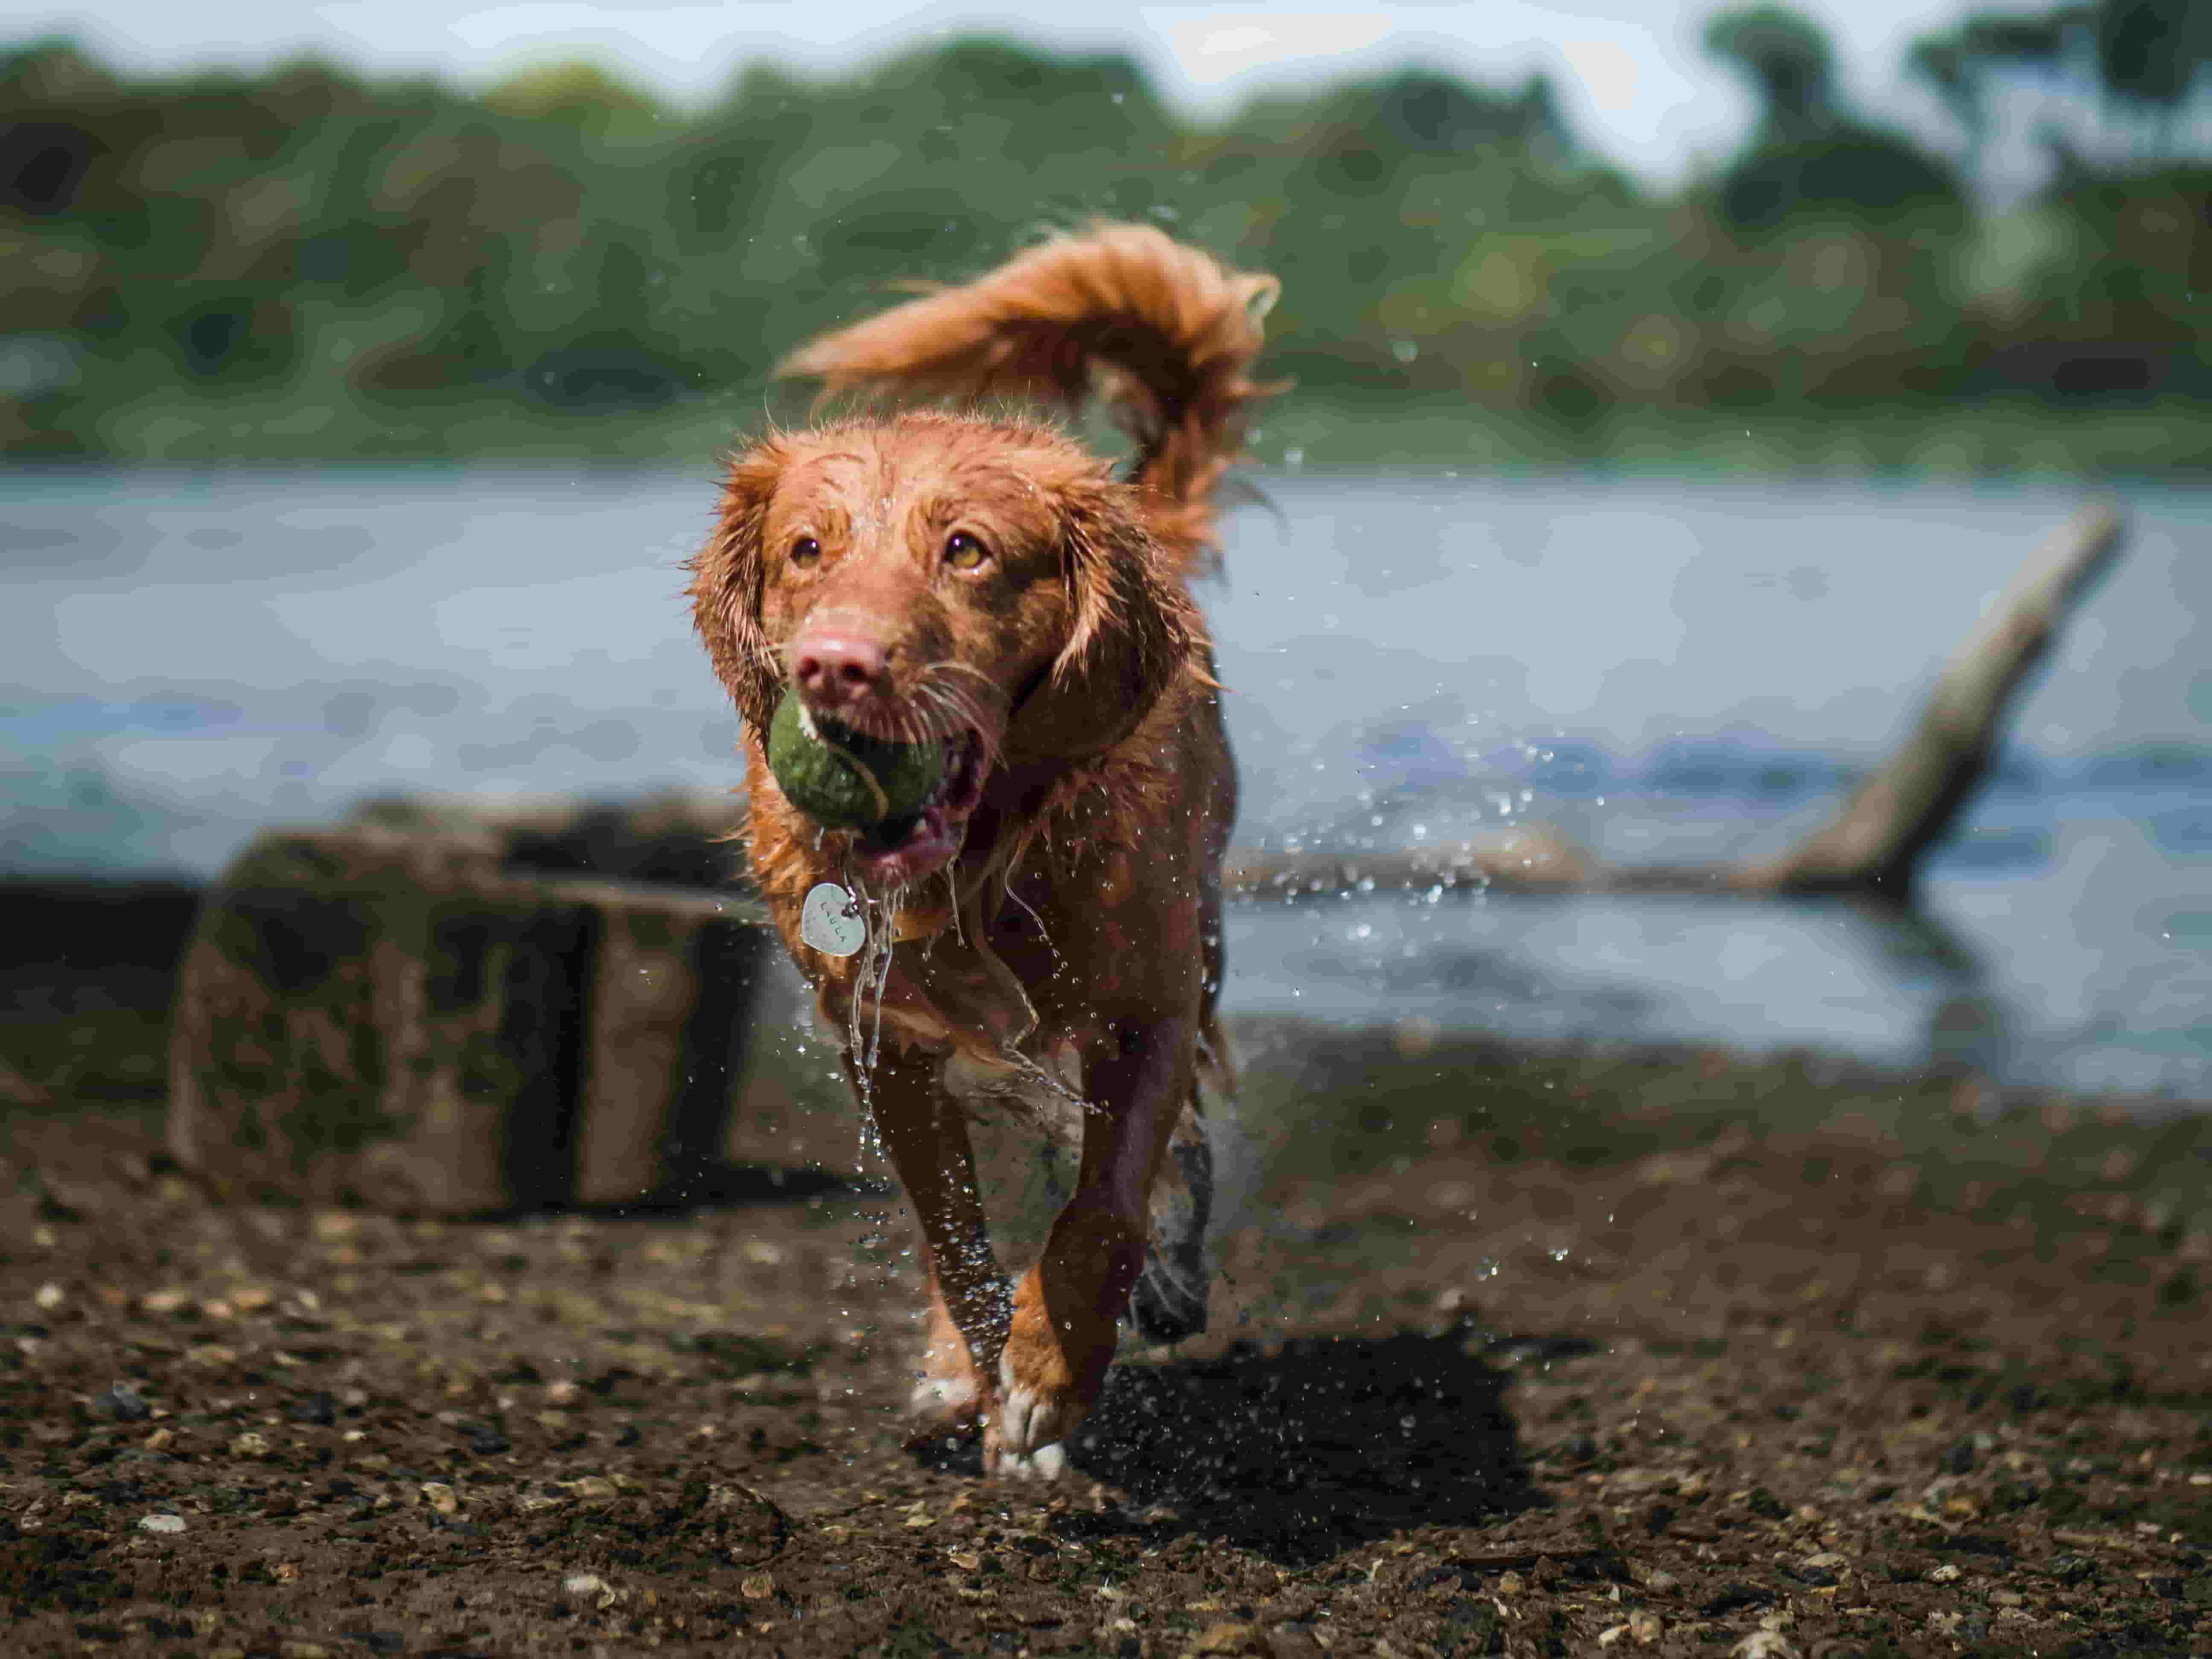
[945,532,989,572]
[790,536,821,568]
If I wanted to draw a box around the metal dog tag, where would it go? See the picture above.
[800,882,867,958]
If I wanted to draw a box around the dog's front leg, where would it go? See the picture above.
[855,1048,1008,1440]
[988,1016,1190,1478]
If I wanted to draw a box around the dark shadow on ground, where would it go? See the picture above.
[925,1329,1566,1565]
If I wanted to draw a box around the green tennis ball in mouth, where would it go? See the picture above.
[765,691,945,833]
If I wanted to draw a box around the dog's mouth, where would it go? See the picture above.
[851,725,989,885]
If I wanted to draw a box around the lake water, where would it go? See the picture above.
[6,466,2209,1102]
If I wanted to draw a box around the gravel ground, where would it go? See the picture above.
[3,1019,2212,1658]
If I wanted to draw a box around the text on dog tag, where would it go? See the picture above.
[800,882,867,957]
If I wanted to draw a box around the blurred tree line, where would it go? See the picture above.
[0,1,2204,463]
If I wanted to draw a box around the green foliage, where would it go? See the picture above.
[2097,0,2211,113]
[0,20,2205,466]
[1705,4,1839,139]
[481,60,669,136]
[1910,1,2210,142]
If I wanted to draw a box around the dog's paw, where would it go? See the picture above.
[987,1345,1084,1478]
[1132,1103,1214,1341]
[905,1323,990,1447]
[905,1370,983,1441]
[985,1283,1113,1476]
[987,1438,1067,1481]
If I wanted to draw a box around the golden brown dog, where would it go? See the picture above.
[688,225,1276,1476]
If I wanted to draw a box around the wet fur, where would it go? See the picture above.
[687,225,1275,1474]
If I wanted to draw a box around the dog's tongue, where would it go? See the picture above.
[856,803,960,885]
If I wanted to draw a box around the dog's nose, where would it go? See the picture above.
[791,629,890,707]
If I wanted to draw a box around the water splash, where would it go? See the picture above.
[839,878,903,1146]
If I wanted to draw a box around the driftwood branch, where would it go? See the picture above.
[1225,504,2128,908]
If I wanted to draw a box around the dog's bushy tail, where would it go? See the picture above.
[779,223,1279,564]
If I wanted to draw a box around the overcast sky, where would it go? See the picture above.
[21,1,1983,188]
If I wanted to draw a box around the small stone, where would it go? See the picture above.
[1496,1571,1525,1595]
[1793,1557,1839,1586]
[1193,1624,1260,1653]
[93,1382,151,1422]
[284,1392,337,1426]
[561,1572,620,1610]
[2047,1554,2095,1585]
[419,1482,458,1515]
[228,1432,270,1458]
[1928,1563,1962,1583]
[137,1513,186,1534]
[1729,1633,1801,1659]
[33,1282,64,1310]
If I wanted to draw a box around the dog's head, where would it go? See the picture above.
[689,411,1200,885]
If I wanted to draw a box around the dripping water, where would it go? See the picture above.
[838,879,907,1351]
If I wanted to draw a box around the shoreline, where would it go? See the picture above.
[14,394,2212,474]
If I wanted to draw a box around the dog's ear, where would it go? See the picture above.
[688,441,789,733]
[1008,477,1202,763]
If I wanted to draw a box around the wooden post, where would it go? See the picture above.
[166,824,778,1213]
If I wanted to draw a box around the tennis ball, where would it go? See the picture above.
[765,691,944,833]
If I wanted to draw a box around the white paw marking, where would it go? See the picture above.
[908,1372,978,1420]
[991,1349,1080,1476]
[987,1439,1068,1481]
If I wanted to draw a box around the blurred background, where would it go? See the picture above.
[3,3,2209,1106]
[3,0,2208,463]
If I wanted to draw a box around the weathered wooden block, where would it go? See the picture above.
[166,823,777,1213]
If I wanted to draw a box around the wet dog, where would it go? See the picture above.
[688,226,1276,1474]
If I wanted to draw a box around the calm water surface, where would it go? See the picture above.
[6,467,2208,1101]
